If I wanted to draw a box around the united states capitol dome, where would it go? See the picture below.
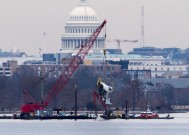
[61,0,105,54]
[69,0,99,22]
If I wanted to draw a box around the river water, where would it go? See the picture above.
[0,113,189,135]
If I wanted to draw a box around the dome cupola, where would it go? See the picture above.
[69,0,98,22]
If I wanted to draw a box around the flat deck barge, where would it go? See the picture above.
[0,115,97,120]
[100,115,174,120]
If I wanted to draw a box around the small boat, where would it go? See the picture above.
[138,107,159,119]
[137,107,174,119]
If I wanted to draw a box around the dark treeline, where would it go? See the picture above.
[0,66,189,112]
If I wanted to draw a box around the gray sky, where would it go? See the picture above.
[0,0,189,55]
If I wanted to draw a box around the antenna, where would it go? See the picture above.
[43,32,46,54]
[141,6,145,47]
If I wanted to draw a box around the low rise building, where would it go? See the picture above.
[0,60,17,77]
[129,64,188,78]
[125,70,151,79]
[20,64,121,78]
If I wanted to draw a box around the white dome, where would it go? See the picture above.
[61,0,105,54]
[69,0,98,21]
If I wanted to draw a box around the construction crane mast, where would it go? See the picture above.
[21,20,107,114]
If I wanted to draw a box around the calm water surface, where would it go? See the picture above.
[0,113,189,135]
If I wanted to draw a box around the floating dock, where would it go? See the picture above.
[100,115,174,120]
[0,114,174,120]
[0,115,96,120]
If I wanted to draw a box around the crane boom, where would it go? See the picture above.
[44,20,107,107]
[21,20,107,113]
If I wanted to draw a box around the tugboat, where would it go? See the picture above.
[139,106,159,119]
[137,106,174,119]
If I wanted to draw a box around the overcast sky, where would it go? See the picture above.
[0,0,189,55]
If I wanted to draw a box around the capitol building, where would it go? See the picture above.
[61,0,105,54]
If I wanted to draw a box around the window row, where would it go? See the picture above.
[70,16,97,20]
[0,68,11,71]
[129,62,160,66]
[130,67,184,71]
[35,67,62,71]
[66,28,95,33]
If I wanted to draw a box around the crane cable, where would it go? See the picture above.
[104,24,115,91]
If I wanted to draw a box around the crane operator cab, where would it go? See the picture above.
[96,77,113,105]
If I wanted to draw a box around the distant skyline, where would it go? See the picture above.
[0,0,189,56]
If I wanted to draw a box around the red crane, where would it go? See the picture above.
[21,20,107,114]
[93,91,107,113]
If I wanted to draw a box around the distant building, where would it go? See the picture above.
[85,53,165,66]
[86,53,189,79]
[61,0,105,55]
[128,47,167,58]
[108,60,129,71]
[43,54,55,62]
[0,49,26,57]
[0,60,18,77]
[20,64,121,78]
[163,48,180,54]
[125,70,151,79]
[106,49,122,55]
[129,64,189,78]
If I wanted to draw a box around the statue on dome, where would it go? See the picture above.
[80,0,86,3]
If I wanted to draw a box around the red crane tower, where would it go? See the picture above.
[21,20,107,115]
